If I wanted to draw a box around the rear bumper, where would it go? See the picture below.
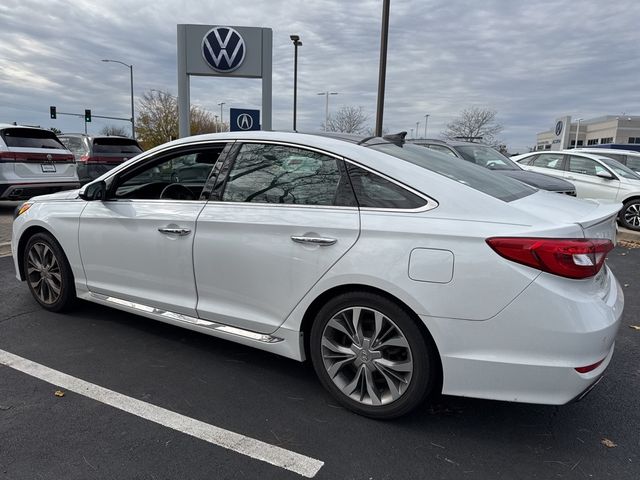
[423,266,623,405]
[0,182,81,200]
[77,163,119,184]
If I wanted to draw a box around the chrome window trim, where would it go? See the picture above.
[223,139,439,213]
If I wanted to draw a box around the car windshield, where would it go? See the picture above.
[1,128,66,149]
[93,138,142,154]
[453,145,520,171]
[597,156,640,180]
[367,142,535,202]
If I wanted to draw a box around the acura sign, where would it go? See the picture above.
[230,108,260,131]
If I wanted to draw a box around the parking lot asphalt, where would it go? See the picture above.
[0,238,639,479]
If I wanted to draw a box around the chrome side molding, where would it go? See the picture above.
[94,294,283,343]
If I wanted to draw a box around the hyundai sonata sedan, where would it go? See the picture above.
[12,131,624,418]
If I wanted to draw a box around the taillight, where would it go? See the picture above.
[0,153,16,162]
[575,358,605,374]
[486,237,614,279]
[79,155,91,163]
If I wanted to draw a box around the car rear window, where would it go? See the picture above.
[93,138,142,154]
[368,142,535,202]
[1,128,66,149]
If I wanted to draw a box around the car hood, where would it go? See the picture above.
[497,170,574,191]
[30,188,80,202]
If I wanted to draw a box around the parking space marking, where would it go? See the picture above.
[0,348,324,478]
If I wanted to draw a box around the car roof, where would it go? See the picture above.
[59,133,134,140]
[0,123,53,132]
[575,148,640,156]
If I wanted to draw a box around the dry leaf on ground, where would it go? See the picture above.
[601,438,617,448]
[629,325,640,331]
[54,390,65,397]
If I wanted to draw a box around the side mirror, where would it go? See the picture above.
[596,171,615,180]
[79,180,107,201]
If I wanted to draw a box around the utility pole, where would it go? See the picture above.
[317,92,338,131]
[424,114,429,138]
[416,121,420,139]
[374,0,390,137]
[217,102,226,125]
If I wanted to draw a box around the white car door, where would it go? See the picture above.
[79,143,228,316]
[565,155,620,200]
[193,142,360,334]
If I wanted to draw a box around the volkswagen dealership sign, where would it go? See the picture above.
[177,24,273,136]
[201,27,246,73]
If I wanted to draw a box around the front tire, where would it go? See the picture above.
[23,232,76,312]
[310,292,438,419]
[619,199,640,231]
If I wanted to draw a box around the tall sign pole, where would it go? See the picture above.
[374,0,390,137]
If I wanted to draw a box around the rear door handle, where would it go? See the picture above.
[291,235,337,246]
[158,226,191,236]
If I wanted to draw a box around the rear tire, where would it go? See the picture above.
[310,291,438,419]
[23,232,76,312]
[619,199,640,231]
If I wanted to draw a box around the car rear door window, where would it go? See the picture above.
[568,156,609,177]
[221,143,355,206]
[626,157,640,172]
[346,163,426,209]
[531,153,565,170]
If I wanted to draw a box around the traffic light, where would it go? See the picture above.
[49,106,56,119]
[84,109,92,122]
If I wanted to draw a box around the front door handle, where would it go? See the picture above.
[291,235,337,246]
[158,226,191,236]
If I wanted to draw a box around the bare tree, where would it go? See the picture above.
[323,106,370,134]
[135,89,225,150]
[442,107,503,146]
[100,124,129,137]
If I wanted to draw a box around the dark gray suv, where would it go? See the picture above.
[58,134,143,184]
[411,139,576,195]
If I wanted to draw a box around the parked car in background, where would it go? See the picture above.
[58,134,143,184]
[12,131,623,418]
[411,139,576,196]
[573,148,640,175]
[513,150,640,230]
[0,124,79,200]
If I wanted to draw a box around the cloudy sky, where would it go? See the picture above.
[1,0,639,152]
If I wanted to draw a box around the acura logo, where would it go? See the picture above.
[237,113,254,130]
[202,26,246,73]
[555,121,563,136]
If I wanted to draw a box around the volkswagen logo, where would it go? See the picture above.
[46,154,52,161]
[237,113,254,130]
[555,121,563,136]
[202,26,246,73]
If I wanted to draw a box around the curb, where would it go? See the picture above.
[617,228,640,245]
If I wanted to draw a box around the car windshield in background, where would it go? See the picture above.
[93,138,142,154]
[368,142,535,202]
[1,128,66,149]
[597,156,640,180]
[454,145,519,171]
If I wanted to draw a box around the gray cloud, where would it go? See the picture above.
[0,0,639,151]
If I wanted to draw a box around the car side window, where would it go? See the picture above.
[113,146,224,200]
[532,153,565,170]
[221,143,355,206]
[60,137,87,157]
[568,156,609,177]
[626,157,640,172]
[346,163,426,210]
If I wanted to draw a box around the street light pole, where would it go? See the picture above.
[574,118,583,148]
[101,59,135,138]
[317,92,338,131]
[424,114,429,138]
[416,121,420,139]
[290,35,302,131]
[374,0,390,137]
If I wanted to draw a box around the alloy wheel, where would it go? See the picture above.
[623,203,640,228]
[26,242,62,305]
[320,306,414,406]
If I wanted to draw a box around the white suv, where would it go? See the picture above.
[0,124,80,200]
[573,148,640,174]
[513,150,640,230]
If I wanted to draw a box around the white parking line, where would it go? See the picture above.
[0,349,324,478]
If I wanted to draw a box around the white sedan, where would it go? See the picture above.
[12,131,624,418]
[513,150,640,230]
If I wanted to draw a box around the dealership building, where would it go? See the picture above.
[536,115,640,151]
